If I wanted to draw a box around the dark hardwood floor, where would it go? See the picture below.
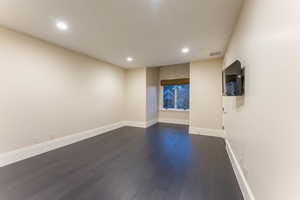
[0,123,243,200]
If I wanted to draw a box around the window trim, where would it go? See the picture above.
[160,85,190,112]
[160,108,190,112]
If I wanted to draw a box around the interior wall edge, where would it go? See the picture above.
[226,139,256,200]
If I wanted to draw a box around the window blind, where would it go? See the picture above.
[160,78,190,86]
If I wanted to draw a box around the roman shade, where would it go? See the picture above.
[160,78,190,86]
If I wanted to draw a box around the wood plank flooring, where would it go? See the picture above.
[0,123,243,200]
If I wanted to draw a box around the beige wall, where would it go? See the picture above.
[159,110,190,121]
[0,27,126,154]
[124,68,147,122]
[190,59,223,129]
[146,67,159,122]
[224,0,300,199]
[158,63,190,122]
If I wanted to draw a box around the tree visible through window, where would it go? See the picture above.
[163,84,189,110]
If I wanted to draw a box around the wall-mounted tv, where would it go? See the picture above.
[223,60,244,96]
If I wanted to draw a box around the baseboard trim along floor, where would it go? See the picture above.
[0,122,126,167]
[158,118,190,125]
[189,126,225,138]
[0,120,162,167]
[0,123,243,200]
[122,119,158,128]
[226,140,256,200]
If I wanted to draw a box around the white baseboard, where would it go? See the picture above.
[189,126,225,138]
[122,121,147,128]
[145,119,158,128]
[0,122,123,168]
[158,118,189,125]
[226,140,255,200]
[0,119,161,167]
[122,119,158,128]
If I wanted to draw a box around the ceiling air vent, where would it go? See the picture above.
[209,51,222,57]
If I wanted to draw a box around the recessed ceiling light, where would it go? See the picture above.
[181,47,190,54]
[56,21,69,31]
[127,57,133,62]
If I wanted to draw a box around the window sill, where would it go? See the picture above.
[160,109,189,112]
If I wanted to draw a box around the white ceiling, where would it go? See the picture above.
[0,0,243,68]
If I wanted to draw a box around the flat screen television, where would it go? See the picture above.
[223,60,244,96]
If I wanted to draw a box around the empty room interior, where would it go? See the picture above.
[0,0,299,200]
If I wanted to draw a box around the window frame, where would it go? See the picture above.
[160,85,190,112]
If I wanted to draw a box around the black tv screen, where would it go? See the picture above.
[223,60,244,96]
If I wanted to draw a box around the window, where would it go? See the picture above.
[162,84,190,110]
